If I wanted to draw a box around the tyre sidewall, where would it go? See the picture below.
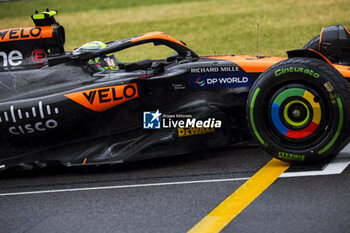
[248,58,349,163]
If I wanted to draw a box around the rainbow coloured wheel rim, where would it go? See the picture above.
[270,87,322,140]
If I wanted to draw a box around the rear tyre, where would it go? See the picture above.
[247,57,350,163]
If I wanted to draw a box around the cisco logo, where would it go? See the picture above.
[9,119,58,135]
[0,101,60,135]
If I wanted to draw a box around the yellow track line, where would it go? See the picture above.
[188,158,291,233]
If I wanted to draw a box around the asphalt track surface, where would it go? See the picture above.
[0,143,350,233]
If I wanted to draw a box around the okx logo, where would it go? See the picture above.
[143,110,161,129]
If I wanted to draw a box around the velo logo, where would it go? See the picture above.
[65,83,139,112]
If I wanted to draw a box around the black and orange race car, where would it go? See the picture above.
[0,10,349,170]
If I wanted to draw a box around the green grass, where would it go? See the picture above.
[0,0,349,60]
[0,0,203,20]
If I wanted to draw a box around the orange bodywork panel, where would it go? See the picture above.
[208,55,350,78]
[131,31,190,49]
[0,26,54,42]
[334,64,350,78]
[65,84,139,112]
[207,55,286,73]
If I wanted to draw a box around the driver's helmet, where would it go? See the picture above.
[73,41,119,71]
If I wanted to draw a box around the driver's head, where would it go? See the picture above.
[73,41,119,71]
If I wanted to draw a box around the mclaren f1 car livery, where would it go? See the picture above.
[0,10,349,170]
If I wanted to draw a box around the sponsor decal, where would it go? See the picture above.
[186,72,253,89]
[9,119,58,135]
[31,49,47,63]
[143,110,222,131]
[195,78,205,86]
[0,50,23,67]
[143,110,161,129]
[0,101,60,135]
[138,74,149,78]
[328,92,340,104]
[163,117,221,128]
[323,81,334,93]
[190,66,239,73]
[0,27,53,42]
[277,151,305,161]
[65,83,139,112]
[275,67,319,78]
[178,127,215,137]
[96,64,104,71]
[172,83,186,90]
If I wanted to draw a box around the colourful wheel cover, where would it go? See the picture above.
[271,88,321,139]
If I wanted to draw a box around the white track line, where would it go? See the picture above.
[0,177,250,197]
[281,159,350,178]
[0,158,349,197]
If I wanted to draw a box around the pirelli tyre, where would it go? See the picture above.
[247,57,350,163]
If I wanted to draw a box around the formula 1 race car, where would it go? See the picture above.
[0,10,349,170]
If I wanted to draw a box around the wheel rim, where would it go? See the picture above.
[269,87,322,140]
[283,100,310,127]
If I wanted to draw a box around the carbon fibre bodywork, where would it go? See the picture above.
[0,32,256,169]
[1,12,350,169]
